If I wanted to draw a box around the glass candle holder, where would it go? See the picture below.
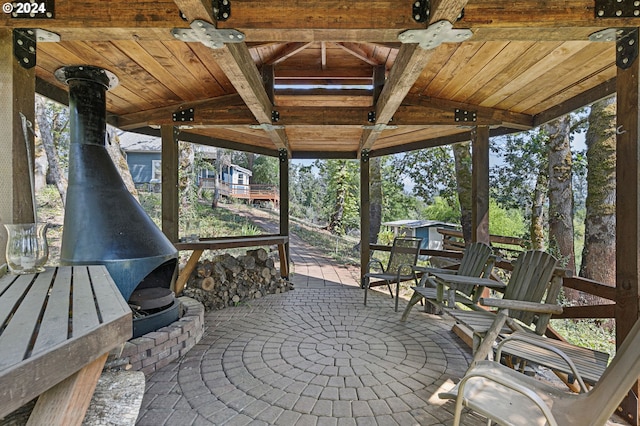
[4,223,49,274]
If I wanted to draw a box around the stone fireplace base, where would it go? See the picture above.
[108,297,205,376]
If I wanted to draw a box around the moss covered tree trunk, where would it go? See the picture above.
[530,172,547,250]
[546,115,577,300]
[580,97,616,296]
[369,156,383,244]
[452,142,472,244]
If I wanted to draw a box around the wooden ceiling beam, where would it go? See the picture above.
[114,100,530,128]
[359,0,470,152]
[115,94,250,130]
[533,78,616,127]
[403,95,533,129]
[208,43,289,151]
[172,0,213,22]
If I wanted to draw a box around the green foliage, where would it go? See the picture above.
[289,163,325,223]
[315,159,360,234]
[395,146,457,204]
[550,319,615,359]
[488,199,526,238]
[252,155,279,185]
[423,196,460,223]
[490,130,548,212]
[381,157,420,222]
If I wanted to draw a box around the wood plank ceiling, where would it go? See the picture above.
[1,0,632,158]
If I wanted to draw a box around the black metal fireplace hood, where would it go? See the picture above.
[57,65,177,301]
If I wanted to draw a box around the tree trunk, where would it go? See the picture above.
[452,142,473,244]
[179,141,195,211]
[580,97,616,299]
[106,129,139,201]
[546,115,577,299]
[34,96,67,206]
[369,156,383,244]
[530,172,547,250]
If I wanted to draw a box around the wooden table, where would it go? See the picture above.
[430,272,506,307]
[0,265,132,425]
[174,235,289,295]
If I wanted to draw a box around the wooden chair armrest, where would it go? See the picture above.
[479,298,563,314]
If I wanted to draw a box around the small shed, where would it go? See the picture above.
[382,220,459,253]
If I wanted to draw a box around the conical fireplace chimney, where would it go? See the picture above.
[57,65,177,301]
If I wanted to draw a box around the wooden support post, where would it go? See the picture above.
[161,125,179,243]
[472,126,490,244]
[615,28,640,426]
[262,64,275,104]
[27,353,108,426]
[0,29,37,261]
[279,149,290,278]
[360,151,371,286]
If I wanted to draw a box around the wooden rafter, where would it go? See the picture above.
[336,43,382,66]
[172,0,213,22]
[358,0,470,152]
[208,43,289,151]
[264,42,313,65]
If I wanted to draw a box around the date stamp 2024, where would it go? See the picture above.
[4,1,54,18]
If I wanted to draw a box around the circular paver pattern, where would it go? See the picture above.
[138,288,487,426]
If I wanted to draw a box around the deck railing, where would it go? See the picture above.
[199,179,279,204]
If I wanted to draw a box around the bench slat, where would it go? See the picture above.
[0,274,34,327]
[71,266,101,336]
[32,267,72,356]
[88,265,132,324]
[0,270,56,369]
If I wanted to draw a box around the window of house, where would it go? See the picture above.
[151,160,161,182]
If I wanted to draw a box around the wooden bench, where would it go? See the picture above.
[0,265,132,425]
[174,235,289,295]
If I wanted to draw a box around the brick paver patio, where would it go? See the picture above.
[136,223,487,425]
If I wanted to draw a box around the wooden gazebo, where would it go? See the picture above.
[1,1,640,422]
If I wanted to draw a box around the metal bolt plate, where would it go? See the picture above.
[271,110,280,123]
[412,0,430,23]
[173,108,195,122]
[617,28,639,69]
[398,20,473,50]
[454,109,477,123]
[172,19,245,49]
[13,29,36,69]
[595,0,640,18]
[214,0,231,21]
[367,111,376,123]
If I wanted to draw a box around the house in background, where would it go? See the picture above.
[119,133,278,207]
[382,219,459,256]
[118,132,253,193]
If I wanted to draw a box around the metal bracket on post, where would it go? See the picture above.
[590,27,639,69]
[13,29,36,69]
[278,148,288,163]
[172,108,195,123]
[412,0,430,23]
[617,28,639,69]
[361,149,370,163]
[454,109,477,123]
[171,19,244,49]
[398,20,472,50]
[271,110,280,123]
[362,123,398,131]
[595,0,640,18]
[213,0,231,21]
[367,111,376,123]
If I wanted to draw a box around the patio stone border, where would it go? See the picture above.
[108,296,205,376]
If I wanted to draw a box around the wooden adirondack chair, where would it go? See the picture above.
[444,250,562,358]
[439,317,640,426]
[363,237,422,312]
[400,242,495,321]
